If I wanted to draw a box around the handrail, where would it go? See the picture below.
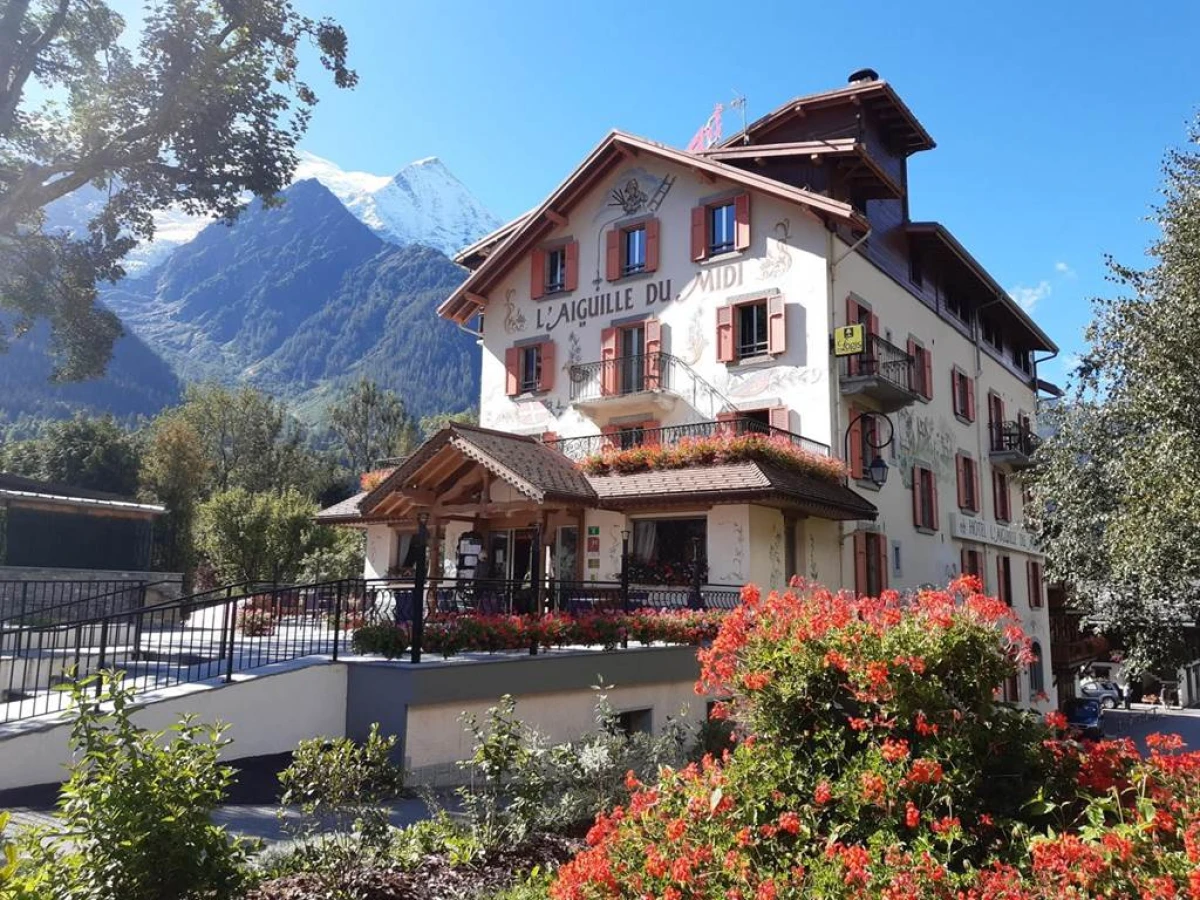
[838,333,914,393]
[1,576,227,627]
[989,420,1039,456]
[545,416,831,462]
[568,352,736,420]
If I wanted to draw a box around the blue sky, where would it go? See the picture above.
[162,3,1200,385]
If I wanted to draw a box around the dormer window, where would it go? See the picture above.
[946,293,970,324]
[1013,347,1033,375]
[691,194,750,261]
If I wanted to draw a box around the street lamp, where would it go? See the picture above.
[843,412,895,488]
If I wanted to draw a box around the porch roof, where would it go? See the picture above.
[588,462,878,521]
[315,490,369,524]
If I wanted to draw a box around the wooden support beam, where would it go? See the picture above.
[465,291,488,308]
[545,209,568,227]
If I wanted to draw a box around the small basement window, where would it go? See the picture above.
[617,708,652,737]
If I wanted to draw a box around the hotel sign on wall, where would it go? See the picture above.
[949,514,1040,554]
[833,324,865,356]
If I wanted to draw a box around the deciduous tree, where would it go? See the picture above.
[197,486,327,584]
[328,376,417,472]
[1032,119,1200,673]
[0,412,140,493]
[0,0,355,379]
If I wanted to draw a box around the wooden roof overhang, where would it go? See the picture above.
[721,80,935,156]
[360,424,598,524]
[700,139,903,200]
[906,222,1058,353]
[436,131,868,325]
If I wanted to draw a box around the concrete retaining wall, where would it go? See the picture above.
[0,568,183,622]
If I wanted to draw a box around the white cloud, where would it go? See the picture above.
[1054,261,1076,278]
[1009,280,1052,312]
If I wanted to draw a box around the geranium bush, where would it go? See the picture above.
[351,610,724,659]
[553,577,1200,899]
[580,432,847,484]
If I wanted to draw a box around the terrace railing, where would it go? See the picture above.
[545,416,831,463]
[0,576,184,626]
[568,352,736,421]
[0,576,741,724]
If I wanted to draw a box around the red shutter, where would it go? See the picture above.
[849,412,864,479]
[1026,560,1034,608]
[530,249,546,301]
[956,454,966,508]
[961,548,970,577]
[931,474,940,530]
[768,405,789,433]
[599,327,618,396]
[601,425,620,450]
[853,532,868,596]
[564,240,579,292]
[877,537,889,592]
[1031,562,1043,608]
[907,339,919,395]
[996,557,1006,604]
[537,341,555,392]
[846,296,861,376]
[966,377,977,422]
[767,294,787,354]
[912,466,922,527]
[992,470,1000,520]
[974,461,982,514]
[605,229,621,281]
[505,346,520,396]
[923,346,933,399]
[951,371,960,416]
[690,206,707,261]
[868,312,880,336]
[645,218,660,273]
[716,305,735,362]
[644,319,662,390]
[734,193,751,251]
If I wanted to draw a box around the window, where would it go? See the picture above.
[1029,642,1045,697]
[909,249,923,287]
[892,540,902,577]
[716,295,786,362]
[912,465,938,530]
[1002,673,1020,704]
[709,201,736,255]
[961,547,984,580]
[692,194,750,260]
[737,301,769,358]
[945,293,970,324]
[908,340,933,399]
[996,554,1013,605]
[1027,560,1045,608]
[981,316,1002,350]
[505,341,554,396]
[617,424,645,450]
[993,469,1011,523]
[546,247,567,293]
[616,708,652,737]
[623,225,646,275]
[619,323,645,394]
[854,531,888,597]
[988,392,1005,449]
[956,453,980,513]
[630,517,706,582]
[952,368,975,421]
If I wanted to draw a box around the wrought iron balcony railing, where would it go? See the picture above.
[989,420,1040,458]
[838,333,915,393]
[545,417,831,463]
[568,352,734,421]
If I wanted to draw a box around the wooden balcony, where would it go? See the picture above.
[837,334,918,413]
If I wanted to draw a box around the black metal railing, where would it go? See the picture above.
[838,333,915,394]
[545,416,831,462]
[990,420,1039,457]
[0,576,184,626]
[568,352,735,420]
[0,575,743,724]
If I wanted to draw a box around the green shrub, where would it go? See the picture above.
[16,672,249,900]
[350,622,411,658]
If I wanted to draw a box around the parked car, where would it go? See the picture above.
[1063,698,1104,739]
[1079,680,1122,708]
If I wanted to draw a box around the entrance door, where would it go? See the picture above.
[511,528,538,586]
[487,532,510,579]
[620,325,645,394]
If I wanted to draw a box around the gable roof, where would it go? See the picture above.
[721,78,935,155]
[437,130,868,324]
[360,423,597,515]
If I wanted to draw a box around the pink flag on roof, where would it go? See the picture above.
[686,104,723,152]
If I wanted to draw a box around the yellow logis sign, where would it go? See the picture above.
[833,323,865,356]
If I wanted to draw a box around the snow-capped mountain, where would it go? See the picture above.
[41,152,500,270]
[295,151,501,255]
